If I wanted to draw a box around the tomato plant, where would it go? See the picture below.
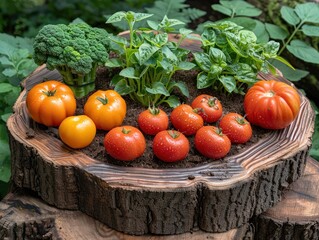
[219,113,252,144]
[59,115,96,149]
[191,94,223,123]
[26,80,76,127]
[153,130,189,162]
[195,126,231,159]
[104,126,146,161]
[170,104,204,135]
[84,90,126,131]
[244,80,301,129]
[138,107,169,135]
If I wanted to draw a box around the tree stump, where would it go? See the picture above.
[254,157,319,239]
[6,36,315,235]
[0,188,254,240]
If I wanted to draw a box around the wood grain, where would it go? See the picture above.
[6,38,315,235]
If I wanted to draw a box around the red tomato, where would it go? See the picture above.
[138,107,169,135]
[219,113,252,144]
[170,104,204,136]
[153,130,190,162]
[26,80,76,127]
[191,94,223,123]
[195,126,231,159]
[104,126,146,161]
[244,80,301,129]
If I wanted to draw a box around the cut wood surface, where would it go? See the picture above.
[6,36,315,235]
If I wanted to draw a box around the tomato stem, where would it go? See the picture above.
[148,106,160,115]
[207,97,218,108]
[122,127,131,134]
[97,96,108,105]
[235,116,247,125]
[168,130,180,139]
[265,90,275,97]
[43,89,57,97]
[215,127,224,136]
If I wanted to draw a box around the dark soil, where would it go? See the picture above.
[57,66,270,169]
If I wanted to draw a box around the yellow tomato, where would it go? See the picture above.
[58,115,96,149]
[84,90,126,130]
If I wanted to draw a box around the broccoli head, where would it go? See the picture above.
[33,23,111,97]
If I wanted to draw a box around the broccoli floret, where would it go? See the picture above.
[33,23,110,98]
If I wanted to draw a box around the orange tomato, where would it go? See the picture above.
[58,115,96,149]
[84,90,126,131]
[26,80,76,127]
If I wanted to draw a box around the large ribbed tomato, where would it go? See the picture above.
[84,90,126,131]
[26,80,76,127]
[244,80,300,130]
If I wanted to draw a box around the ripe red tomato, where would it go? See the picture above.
[170,104,204,136]
[195,126,231,159]
[104,126,146,161]
[138,107,169,135]
[26,80,76,127]
[59,115,96,149]
[153,130,190,162]
[191,94,223,123]
[244,80,301,129]
[219,113,252,144]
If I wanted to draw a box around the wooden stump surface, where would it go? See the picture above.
[6,36,315,235]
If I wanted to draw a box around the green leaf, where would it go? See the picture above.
[179,28,193,36]
[219,75,236,93]
[176,61,195,71]
[104,58,123,68]
[146,82,170,96]
[0,56,14,66]
[147,20,159,30]
[219,0,262,17]
[211,4,232,16]
[252,20,269,43]
[265,23,289,40]
[1,113,11,122]
[295,2,319,23]
[271,59,309,82]
[164,95,180,108]
[302,25,319,37]
[0,83,15,93]
[280,6,300,26]
[274,55,295,70]
[228,17,257,31]
[161,46,178,62]
[197,72,212,89]
[106,11,126,23]
[171,81,189,97]
[287,40,319,64]
[108,35,128,47]
[193,52,211,72]
[136,43,159,65]
[114,79,135,95]
[238,30,257,44]
[119,67,139,79]
[2,68,17,78]
[133,13,153,22]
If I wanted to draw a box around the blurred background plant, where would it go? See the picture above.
[0,0,318,199]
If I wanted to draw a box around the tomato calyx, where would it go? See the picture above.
[235,116,247,125]
[207,97,219,109]
[96,96,108,105]
[42,89,57,97]
[215,127,224,136]
[122,127,131,134]
[148,106,160,115]
[168,130,180,139]
[264,90,275,97]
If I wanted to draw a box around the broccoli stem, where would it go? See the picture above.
[57,66,96,98]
